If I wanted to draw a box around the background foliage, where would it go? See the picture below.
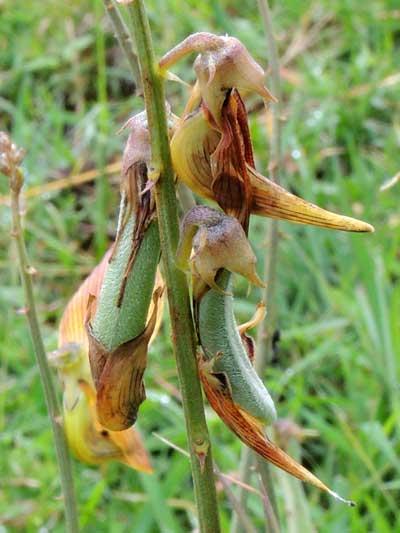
[1,0,399,531]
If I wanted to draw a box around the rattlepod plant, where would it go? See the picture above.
[61,27,372,503]
[1,2,376,530]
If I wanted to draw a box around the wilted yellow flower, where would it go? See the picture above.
[171,90,373,233]
[162,33,373,233]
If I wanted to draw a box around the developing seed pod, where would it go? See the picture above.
[196,269,354,505]
[86,111,168,431]
[51,251,160,472]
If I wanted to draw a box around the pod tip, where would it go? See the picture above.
[328,489,356,507]
[367,223,375,233]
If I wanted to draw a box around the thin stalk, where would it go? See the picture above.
[232,1,282,531]
[102,0,141,91]
[214,464,257,533]
[256,462,281,533]
[94,0,111,257]
[123,2,220,531]
[5,155,79,532]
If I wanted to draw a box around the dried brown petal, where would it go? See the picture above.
[199,355,355,506]
[87,286,164,431]
[171,95,374,233]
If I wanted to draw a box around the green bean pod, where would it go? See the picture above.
[86,111,164,431]
[91,204,160,351]
[198,269,276,424]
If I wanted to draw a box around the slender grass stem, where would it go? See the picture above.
[94,0,111,257]
[1,136,79,533]
[120,2,220,531]
[102,0,141,91]
[232,1,282,531]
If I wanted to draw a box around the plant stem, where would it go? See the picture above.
[102,0,141,91]
[232,1,282,531]
[8,168,79,532]
[124,2,220,531]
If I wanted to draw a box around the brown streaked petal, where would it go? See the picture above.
[199,359,355,506]
[171,102,373,233]
[210,91,253,229]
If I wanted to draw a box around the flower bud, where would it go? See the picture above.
[177,206,264,294]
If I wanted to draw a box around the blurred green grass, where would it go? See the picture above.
[1,0,399,531]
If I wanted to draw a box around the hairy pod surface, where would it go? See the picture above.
[91,214,160,351]
[197,269,276,424]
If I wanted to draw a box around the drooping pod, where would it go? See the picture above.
[177,205,354,504]
[86,111,171,431]
[196,270,354,505]
[51,250,162,472]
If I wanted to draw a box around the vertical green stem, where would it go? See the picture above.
[124,2,220,531]
[232,1,282,531]
[8,169,79,532]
